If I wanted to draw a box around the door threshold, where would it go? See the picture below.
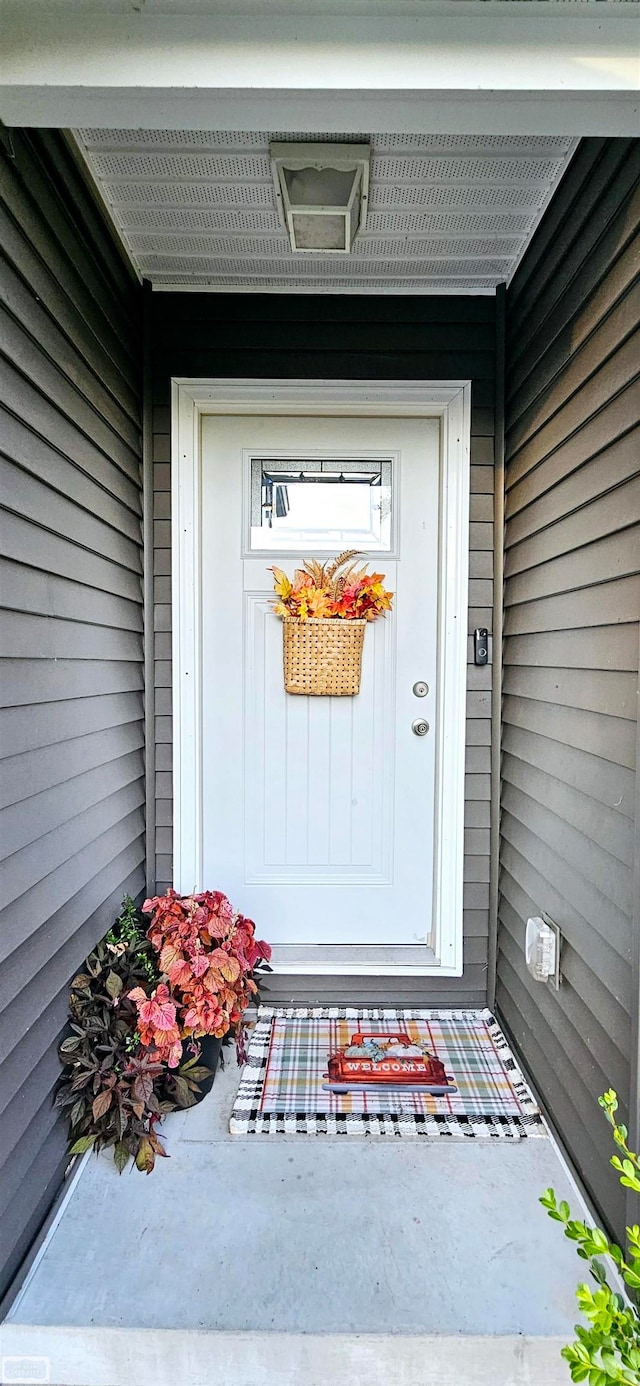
[269,944,459,976]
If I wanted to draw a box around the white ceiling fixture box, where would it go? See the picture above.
[270,141,370,253]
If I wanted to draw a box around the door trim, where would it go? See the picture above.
[171,379,471,976]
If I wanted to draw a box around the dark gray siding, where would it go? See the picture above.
[0,130,144,1298]
[151,294,496,1006]
[497,138,640,1241]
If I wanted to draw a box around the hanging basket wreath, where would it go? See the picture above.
[270,551,393,697]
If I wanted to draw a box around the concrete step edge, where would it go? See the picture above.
[0,1323,570,1386]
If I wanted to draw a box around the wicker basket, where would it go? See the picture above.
[282,617,366,696]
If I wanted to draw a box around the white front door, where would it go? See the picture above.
[200,413,442,960]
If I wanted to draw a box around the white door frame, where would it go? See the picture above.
[171,378,471,976]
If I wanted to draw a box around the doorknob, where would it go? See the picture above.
[412,719,429,737]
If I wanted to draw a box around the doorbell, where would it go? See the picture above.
[474,628,489,666]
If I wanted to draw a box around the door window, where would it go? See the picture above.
[249,455,393,553]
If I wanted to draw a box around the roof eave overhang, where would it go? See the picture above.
[1,8,638,135]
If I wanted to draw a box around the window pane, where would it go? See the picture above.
[250,457,392,552]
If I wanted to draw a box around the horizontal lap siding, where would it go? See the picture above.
[151,293,495,1006]
[0,131,144,1299]
[498,138,640,1242]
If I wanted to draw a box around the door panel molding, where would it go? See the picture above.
[171,378,471,975]
[242,589,396,888]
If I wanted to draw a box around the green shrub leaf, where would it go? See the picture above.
[68,1134,97,1154]
[113,1141,130,1174]
[541,1090,640,1385]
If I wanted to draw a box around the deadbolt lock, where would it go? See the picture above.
[412,681,429,698]
[412,719,430,737]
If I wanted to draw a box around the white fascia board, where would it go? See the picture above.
[1,12,639,82]
[5,0,639,12]
[4,89,638,137]
[2,10,638,132]
[1,12,638,90]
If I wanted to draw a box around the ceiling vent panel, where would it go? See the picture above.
[137,255,512,278]
[91,151,271,183]
[367,211,531,235]
[372,183,548,209]
[371,155,566,184]
[108,181,276,208]
[372,134,574,154]
[150,275,500,293]
[129,232,522,262]
[123,206,284,234]
[78,129,574,158]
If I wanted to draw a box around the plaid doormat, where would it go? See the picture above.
[230,1008,546,1138]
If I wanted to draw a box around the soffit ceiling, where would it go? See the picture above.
[74,129,578,293]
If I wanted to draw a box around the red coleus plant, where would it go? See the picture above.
[130,889,271,1063]
[58,895,267,1177]
[127,982,182,1069]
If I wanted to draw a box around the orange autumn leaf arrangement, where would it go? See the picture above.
[270,550,393,623]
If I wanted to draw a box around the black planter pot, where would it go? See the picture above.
[184,1034,223,1102]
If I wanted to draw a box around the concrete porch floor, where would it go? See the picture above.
[1,1052,587,1386]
